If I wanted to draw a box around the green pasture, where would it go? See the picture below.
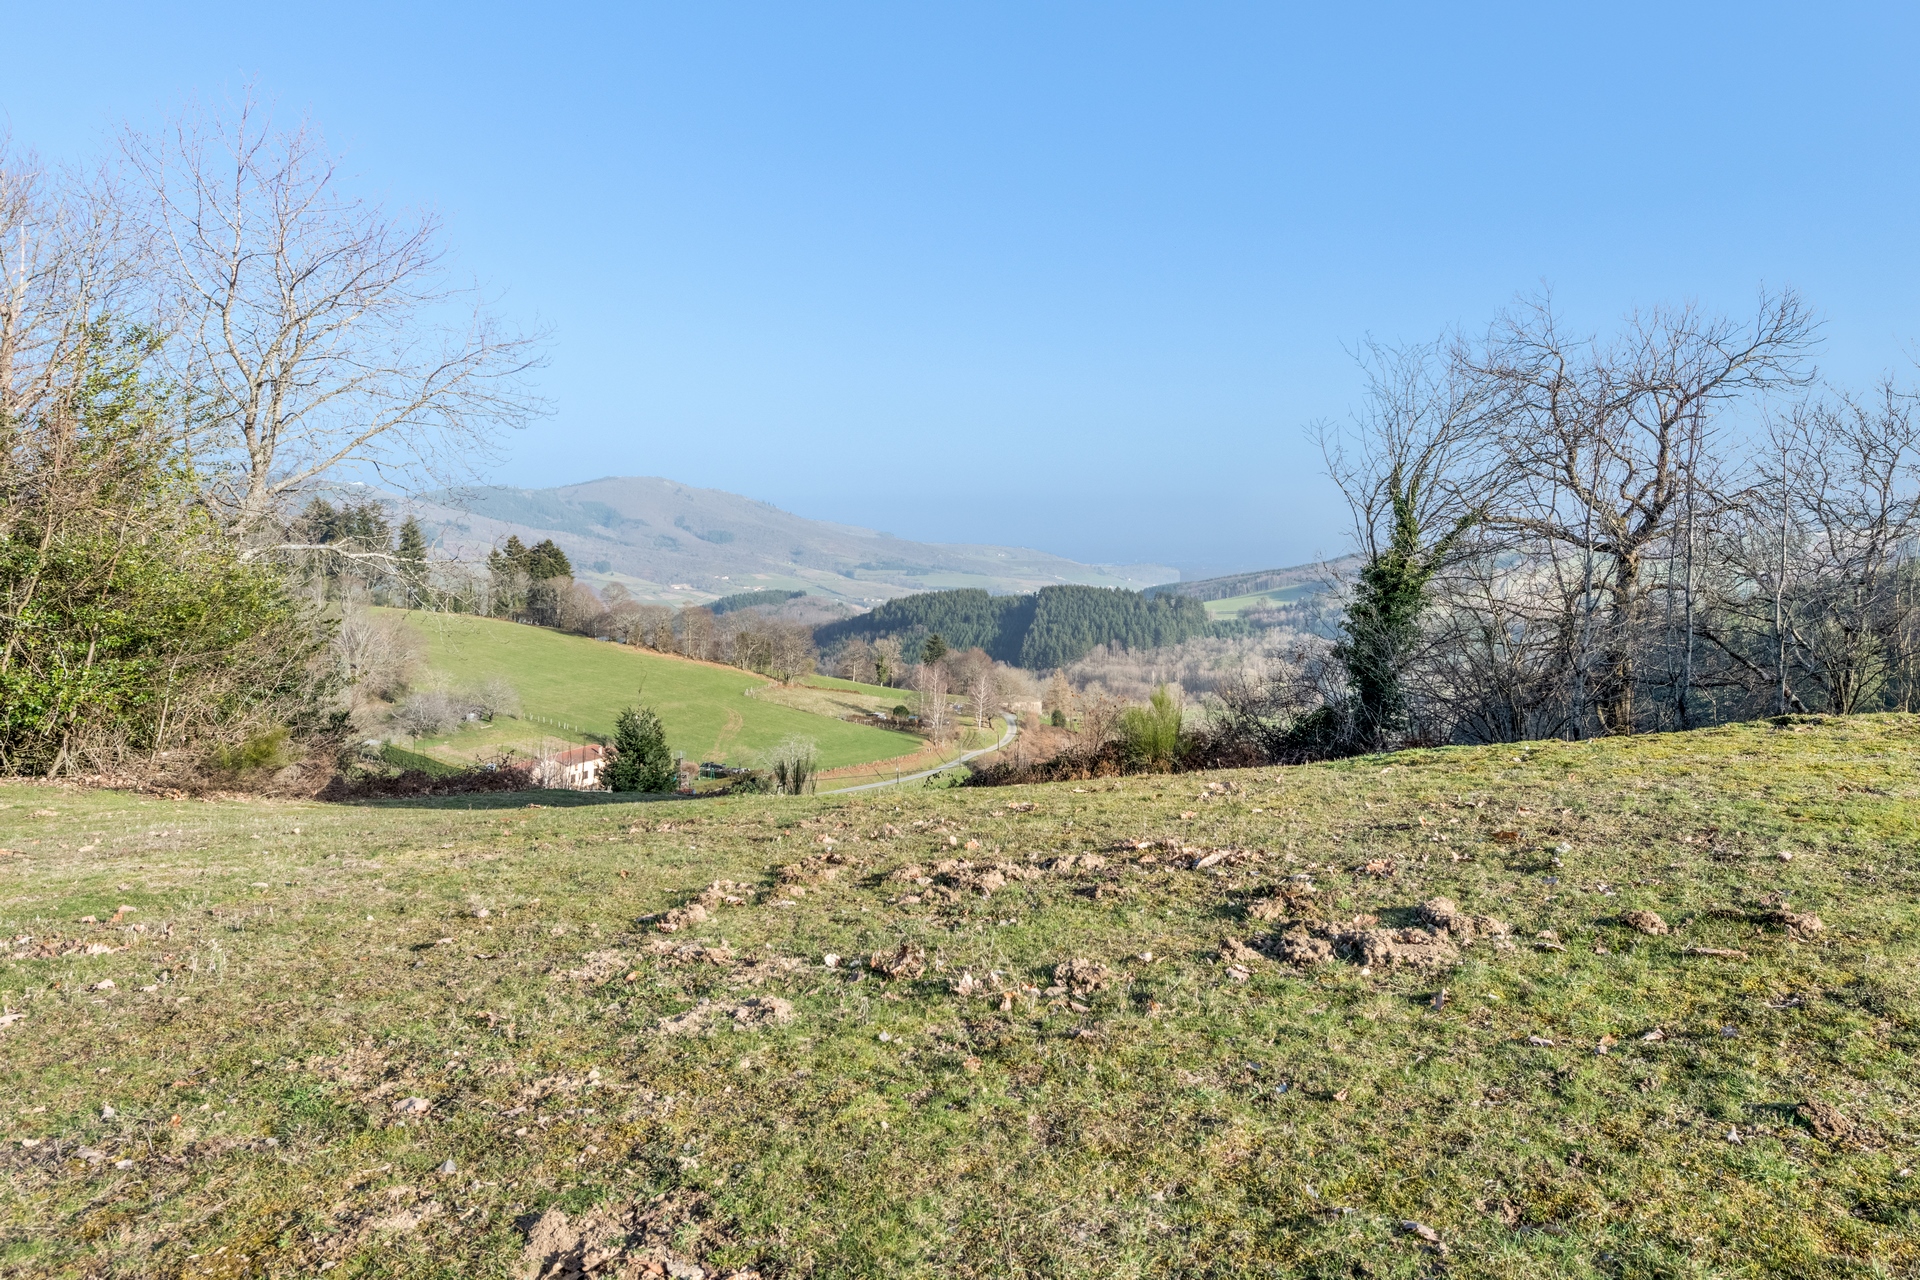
[1201,581,1320,618]
[395,611,920,771]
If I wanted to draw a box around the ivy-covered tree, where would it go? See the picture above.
[1318,338,1499,752]
[1333,472,1475,750]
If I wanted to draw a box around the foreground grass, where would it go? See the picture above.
[1,716,1917,1277]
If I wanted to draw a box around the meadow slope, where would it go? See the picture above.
[1,717,1917,1277]
[396,611,920,773]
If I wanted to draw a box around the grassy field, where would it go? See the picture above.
[1201,582,1320,619]
[798,675,916,703]
[754,677,1006,788]
[2,715,1918,1277]
[751,678,912,723]
[396,611,923,772]
[388,717,598,770]
[814,721,1008,790]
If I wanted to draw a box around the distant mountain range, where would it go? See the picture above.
[401,477,1180,606]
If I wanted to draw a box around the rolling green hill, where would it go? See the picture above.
[395,610,922,771]
[5,716,1917,1275]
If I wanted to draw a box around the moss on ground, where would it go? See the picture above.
[1,715,1916,1277]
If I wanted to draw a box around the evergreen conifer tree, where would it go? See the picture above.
[525,538,572,581]
[395,517,429,606]
[608,704,674,792]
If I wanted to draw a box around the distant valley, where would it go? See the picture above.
[404,476,1179,607]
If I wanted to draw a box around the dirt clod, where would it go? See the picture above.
[1270,927,1334,967]
[1761,909,1824,933]
[1053,958,1114,996]
[1334,927,1459,970]
[1219,938,1265,968]
[519,1194,723,1279]
[1619,910,1669,936]
[1796,1099,1854,1141]
[1416,897,1509,943]
[868,944,927,980]
[655,904,708,933]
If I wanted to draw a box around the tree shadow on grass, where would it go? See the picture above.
[340,788,690,811]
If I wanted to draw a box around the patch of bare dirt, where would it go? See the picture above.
[646,941,736,967]
[654,997,794,1038]
[1272,926,1334,966]
[1253,900,1511,972]
[520,1192,757,1279]
[777,851,852,887]
[894,858,1043,904]
[1796,1100,1855,1141]
[1332,926,1459,970]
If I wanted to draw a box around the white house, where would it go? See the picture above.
[549,744,606,790]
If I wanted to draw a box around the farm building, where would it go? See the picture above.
[544,744,606,790]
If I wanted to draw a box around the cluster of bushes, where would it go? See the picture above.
[966,683,1198,785]
[387,679,522,739]
[0,325,340,779]
[318,759,537,800]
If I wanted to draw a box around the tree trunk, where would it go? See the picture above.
[1598,553,1641,733]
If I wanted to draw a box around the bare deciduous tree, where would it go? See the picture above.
[125,95,545,540]
[872,636,903,688]
[915,661,951,742]
[0,141,147,439]
[1317,338,1507,747]
[1471,292,1817,733]
[766,622,816,685]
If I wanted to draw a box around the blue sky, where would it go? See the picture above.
[8,3,1919,577]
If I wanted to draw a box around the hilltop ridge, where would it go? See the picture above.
[401,476,1178,606]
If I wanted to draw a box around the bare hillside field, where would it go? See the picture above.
[1,716,1917,1277]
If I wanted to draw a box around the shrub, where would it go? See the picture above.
[209,727,295,774]
[391,690,467,738]
[763,736,818,795]
[1119,685,1185,772]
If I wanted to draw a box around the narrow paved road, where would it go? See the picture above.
[818,712,1017,795]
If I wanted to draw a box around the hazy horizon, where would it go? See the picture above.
[9,3,1919,575]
